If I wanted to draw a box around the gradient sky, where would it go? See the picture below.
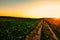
[0,0,60,18]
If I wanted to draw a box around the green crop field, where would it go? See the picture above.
[41,21,53,40]
[0,17,39,40]
[46,20,60,40]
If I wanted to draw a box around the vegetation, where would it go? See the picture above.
[41,21,53,40]
[0,17,39,40]
[46,20,60,40]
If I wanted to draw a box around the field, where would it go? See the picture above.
[46,20,60,40]
[41,21,53,40]
[0,17,39,40]
[0,17,60,40]
[41,19,60,40]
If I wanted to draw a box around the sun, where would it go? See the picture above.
[54,18,60,20]
[55,18,59,20]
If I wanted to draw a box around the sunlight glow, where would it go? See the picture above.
[54,18,60,20]
[0,1,60,18]
[24,2,60,18]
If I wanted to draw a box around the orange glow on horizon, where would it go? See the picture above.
[54,18,60,20]
[0,0,60,18]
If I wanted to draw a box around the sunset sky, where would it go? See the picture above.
[0,0,60,18]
